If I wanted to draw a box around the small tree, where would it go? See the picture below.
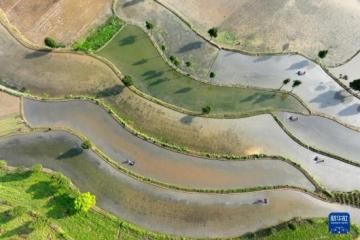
[280,78,290,89]
[209,72,216,78]
[0,160,7,169]
[122,75,133,87]
[292,80,302,88]
[32,164,43,173]
[185,61,192,67]
[44,37,58,48]
[202,106,211,114]
[161,44,166,51]
[74,192,96,212]
[350,79,360,91]
[81,140,91,150]
[208,27,218,39]
[145,21,154,31]
[318,50,328,59]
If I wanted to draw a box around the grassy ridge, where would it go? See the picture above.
[0,165,359,239]
[73,17,123,52]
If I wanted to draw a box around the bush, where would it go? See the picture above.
[32,164,43,173]
[81,140,91,150]
[318,50,328,59]
[292,80,302,88]
[202,106,211,114]
[44,37,64,48]
[0,160,7,169]
[74,192,96,212]
[122,75,133,87]
[185,61,192,67]
[30,216,49,230]
[209,72,216,78]
[208,27,218,38]
[161,45,166,51]
[145,21,154,30]
[288,223,297,231]
[350,79,360,91]
[8,206,27,218]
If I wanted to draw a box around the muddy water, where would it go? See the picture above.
[23,98,315,191]
[276,112,360,163]
[1,131,360,238]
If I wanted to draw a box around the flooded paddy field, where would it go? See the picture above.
[1,131,360,238]
[23,98,360,192]
[23,98,315,191]
[115,0,218,78]
[276,112,360,163]
[211,50,360,128]
[0,22,118,97]
[97,25,307,116]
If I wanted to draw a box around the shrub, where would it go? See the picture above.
[318,50,328,59]
[202,106,211,114]
[0,160,7,169]
[8,206,27,218]
[145,21,154,30]
[208,27,218,38]
[44,37,64,48]
[122,75,133,87]
[74,192,96,212]
[44,37,57,48]
[209,72,216,78]
[32,164,43,173]
[288,223,297,231]
[29,216,49,230]
[52,172,70,187]
[161,45,166,51]
[185,61,192,67]
[292,80,302,88]
[81,140,91,150]
[350,79,360,91]
[283,78,290,85]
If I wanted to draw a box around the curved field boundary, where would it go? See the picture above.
[147,0,360,100]
[272,114,360,168]
[0,8,356,195]
[18,97,324,197]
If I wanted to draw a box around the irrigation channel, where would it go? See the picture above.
[1,131,360,238]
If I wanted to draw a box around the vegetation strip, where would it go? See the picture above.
[73,16,124,52]
[1,164,357,239]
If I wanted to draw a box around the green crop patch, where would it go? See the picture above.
[73,16,124,52]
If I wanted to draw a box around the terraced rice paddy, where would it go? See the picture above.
[276,112,360,163]
[0,22,118,97]
[98,25,308,116]
[23,98,315,191]
[1,131,360,238]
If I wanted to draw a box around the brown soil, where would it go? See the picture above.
[0,0,113,45]
[0,91,19,118]
[158,0,360,65]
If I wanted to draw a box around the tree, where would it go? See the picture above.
[74,192,96,212]
[161,44,166,51]
[32,164,43,173]
[208,27,218,39]
[280,78,290,89]
[291,80,302,91]
[122,75,133,87]
[81,140,91,150]
[145,21,154,31]
[350,79,360,91]
[209,72,216,78]
[202,106,211,114]
[44,37,58,48]
[318,50,328,59]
